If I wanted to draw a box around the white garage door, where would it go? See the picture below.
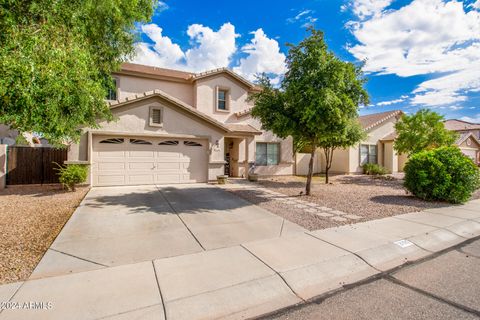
[92,135,208,186]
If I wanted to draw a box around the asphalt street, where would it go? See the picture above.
[259,237,480,320]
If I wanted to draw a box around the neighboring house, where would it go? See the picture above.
[0,125,36,146]
[296,110,406,175]
[67,62,294,186]
[444,119,480,164]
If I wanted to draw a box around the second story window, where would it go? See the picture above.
[217,88,229,111]
[107,78,117,100]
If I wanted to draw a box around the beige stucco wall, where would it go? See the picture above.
[244,117,294,176]
[194,75,254,123]
[398,153,408,172]
[296,152,321,176]
[0,145,6,189]
[115,75,194,106]
[68,96,227,182]
[297,117,399,175]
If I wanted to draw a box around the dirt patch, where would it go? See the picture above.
[0,184,89,284]
[228,175,480,231]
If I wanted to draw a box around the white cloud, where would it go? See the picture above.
[233,29,287,82]
[460,114,480,123]
[134,24,185,69]
[348,0,394,19]
[347,0,480,107]
[287,9,317,28]
[157,1,169,13]
[132,23,238,72]
[184,23,239,71]
[376,98,405,106]
[131,23,286,83]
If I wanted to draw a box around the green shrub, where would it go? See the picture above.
[404,146,480,204]
[362,163,388,175]
[56,164,88,191]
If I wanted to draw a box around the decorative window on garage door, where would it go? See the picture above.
[184,141,203,147]
[99,138,124,144]
[129,138,152,145]
[159,140,179,146]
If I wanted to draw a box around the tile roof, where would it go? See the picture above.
[380,132,397,141]
[456,132,480,146]
[192,67,255,88]
[225,123,261,135]
[119,63,193,81]
[444,119,480,131]
[358,110,403,131]
[118,63,258,89]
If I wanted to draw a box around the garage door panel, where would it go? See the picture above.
[128,162,155,170]
[97,175,125,186]
[98,162,125,171]
[156,174,181,183]
[92,135,208,186]
[128,151,156,158]
[97,151,126,158]
[128,175,154,184]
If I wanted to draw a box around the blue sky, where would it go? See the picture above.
[132,0,480,121]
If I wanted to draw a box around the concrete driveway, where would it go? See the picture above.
[32,184,304,279]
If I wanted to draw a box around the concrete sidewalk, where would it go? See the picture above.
[1,201,479,320]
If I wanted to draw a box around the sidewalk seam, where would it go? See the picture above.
[48,248,109,267]
[155,185,206,251]
[305,232,382,273]
[240,244,306,302]
[151,261,168,320]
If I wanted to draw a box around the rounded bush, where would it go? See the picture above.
[404,146,480,204]
[56,164,88,191]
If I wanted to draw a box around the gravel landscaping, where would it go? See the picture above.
[226,175,480,231]
[0,184,89,284]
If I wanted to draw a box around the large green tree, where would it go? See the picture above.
[251,29,369,195]
[394,109,457,155]
[0,0,155,144]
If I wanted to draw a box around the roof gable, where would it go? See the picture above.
[444,119,480,131]
[359,110,403,131]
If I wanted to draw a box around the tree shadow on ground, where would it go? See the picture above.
[334,175,406,190]
[369,194,451,209]
[82,186,273,215]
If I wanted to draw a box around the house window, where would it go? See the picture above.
[99,138,124,144]
[130,138,152,145]
[149,107,163,127]
[256,142,280,166]
[184,141,203,147]
[106,78,117,100]
[217,88,229,111]
[159,140,179,146]
[360,144,377,165]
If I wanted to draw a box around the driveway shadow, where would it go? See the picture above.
[82,186,273,215]
[369,194,452,210]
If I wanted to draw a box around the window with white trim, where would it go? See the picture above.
[216,88,229,111]
[256,142,280,166]
[360,144,377,165]
[149,107,163,127]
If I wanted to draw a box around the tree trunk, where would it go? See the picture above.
[324,147,335,184]
[305,147,316,196]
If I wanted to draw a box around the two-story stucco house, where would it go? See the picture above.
[67,63,294,186]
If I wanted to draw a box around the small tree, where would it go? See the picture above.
[394,109,457,155]
[251,28,369,195]
[319,120,366,184]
